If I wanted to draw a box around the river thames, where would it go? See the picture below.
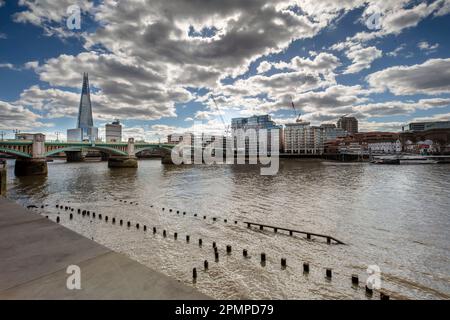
[4,159,450,299]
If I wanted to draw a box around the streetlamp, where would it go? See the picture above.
[12,129,20,139]
[55,131,61,142]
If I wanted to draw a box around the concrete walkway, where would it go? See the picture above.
[0,197,210,299]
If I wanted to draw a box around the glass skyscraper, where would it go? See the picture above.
[67,73,98,142]
[231,115,282,155]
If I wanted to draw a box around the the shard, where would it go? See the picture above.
[77,72,94,129]
[67,73,98,142]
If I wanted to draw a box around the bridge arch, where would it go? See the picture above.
[133,146,173,156]
[44,146,128,157]
[0,147,32,159]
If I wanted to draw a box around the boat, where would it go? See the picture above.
[372,155,439,165]
[399,158,438,164]
[371,158,400,165]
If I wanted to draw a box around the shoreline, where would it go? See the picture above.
[0,196,210,300]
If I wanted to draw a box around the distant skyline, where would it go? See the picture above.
[1,0,450,141]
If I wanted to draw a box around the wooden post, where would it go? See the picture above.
[303,262,309,273]
[380,292,390,300]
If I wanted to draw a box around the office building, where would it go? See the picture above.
[400,121,450,154]
[337,116,358,134]
[320,123,348,141]
[402,121,450,132]
[15,133,35,140]
[231,115,282,155]
[105,120,122,143]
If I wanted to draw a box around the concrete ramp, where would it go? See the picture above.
[0,197,210,300]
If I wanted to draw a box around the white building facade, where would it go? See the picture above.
[368,140,402,154]
[284,121,324,154]
[105,120,122,143]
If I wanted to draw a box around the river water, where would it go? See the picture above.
[3,158,450,299]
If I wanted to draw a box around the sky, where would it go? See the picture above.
[1,0,450,142]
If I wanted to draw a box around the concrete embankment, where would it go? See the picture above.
[0,197,210,300]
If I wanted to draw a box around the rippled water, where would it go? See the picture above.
[4,159,450,299]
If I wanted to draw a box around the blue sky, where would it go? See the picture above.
[1,0,450,141]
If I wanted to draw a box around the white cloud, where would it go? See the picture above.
[411,112,450,122]
[7,0,450,135]
[257,61,272,74]
[0,100,50,130]
[353,98,450,117]
[350,1,448,43]
[272,52,341,76]
[418,41,439,51]
[358,121,404,132]
[367,58,450,95]
[30,52,192,120]
[344,45,382,74]
[417,41,439,55]
[434,0,450,16]
[24,61,39,69]
[387,44,406,57]
[0,63,15,70]
[14,0,94,37]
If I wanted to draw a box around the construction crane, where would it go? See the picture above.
[291,100,302,123]
[210,95,230,135]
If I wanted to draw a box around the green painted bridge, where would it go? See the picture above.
[0,136,175,159]
[0,134,176,176]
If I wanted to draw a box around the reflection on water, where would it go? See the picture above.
[4,159,450,299]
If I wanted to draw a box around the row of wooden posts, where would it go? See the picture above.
[48,202,386,299]
[106,196,346,245]
[159,206,345,245]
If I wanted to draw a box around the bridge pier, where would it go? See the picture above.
[14,158,48,176]
[100,152,110,161]
[0,161,6,196]
[66,151,84,162]
[108,137,139,168]
[161,153,175,164]
[14,133,48,176]
[108,156,138,168]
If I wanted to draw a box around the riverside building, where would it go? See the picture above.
[320,123,348,141]
[337,115,358,134]
[231,115,282,156]
[105,120,122,143]
[284,120,324,155]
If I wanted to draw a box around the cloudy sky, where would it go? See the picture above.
[1,0,450,141]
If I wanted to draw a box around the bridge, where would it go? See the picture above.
[0,133,176,176]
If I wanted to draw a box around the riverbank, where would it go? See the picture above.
[0,197,210,300]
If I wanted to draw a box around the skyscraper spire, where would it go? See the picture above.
[67,73,98,142]
[77,72,94,129]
